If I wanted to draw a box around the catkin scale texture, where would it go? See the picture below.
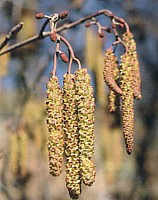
[122,32,141,100]
[81,157,96,186]
[75,68,96,185]
[107,56,120,112]
[46,75,64,176]
[63,74,81,199]
[8,133,19,174]
[120,54,134,154]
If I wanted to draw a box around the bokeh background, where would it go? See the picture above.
[0,0,158,200]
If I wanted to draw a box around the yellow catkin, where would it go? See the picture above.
[120,53,134,154]
[108,60,120,112]
[63,73,81,199]
[8,133,19,174]
[46,75,64,176]
[122,32,141,100]
[108,90,117,112]
[82,157,96,186]
[103,48,122,95]
[18,129,28,176]
[75,68,96,186]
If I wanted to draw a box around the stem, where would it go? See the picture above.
[52,50,57,76]
[73,58,81,69]
[68,57,73,74]
[59,35,81,71]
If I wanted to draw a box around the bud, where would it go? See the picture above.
[59,10,69,19]
[60,52,69,63]
[50,32,57,42]
[35,12,44,19]
[98,30,104,38]
[85,21,91,28]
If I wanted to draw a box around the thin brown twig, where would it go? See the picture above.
[52,48,57,76]
[59,34,81,71]
[0,9,129,56]
[0,22,23,51]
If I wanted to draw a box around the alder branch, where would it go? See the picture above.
[0,22,23,51]
[0,9,129,56]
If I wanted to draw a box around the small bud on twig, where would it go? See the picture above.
[10,22,24,37]
[50,32,57,42]
[59,11,69,19]
[60,52,69,63]
[98,30,104,38]
[85,22,91,28]
[35,12,44,19]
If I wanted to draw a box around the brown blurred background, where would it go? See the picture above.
[0,0,158,199]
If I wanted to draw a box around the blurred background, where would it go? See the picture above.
[0,0,158,200]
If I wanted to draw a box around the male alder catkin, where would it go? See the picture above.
[75,68,96,186]
[63,73,81,199]
[46,75,64,176]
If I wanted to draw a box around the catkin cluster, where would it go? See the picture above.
[45,69,95,199]
[103,31,141,154]
[46,75,64,176]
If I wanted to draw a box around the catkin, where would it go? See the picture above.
[75,68,96,186]
[122,32,141,100]
[108,90,117,112]
[81,157,96,186]
[120,53,134,154]
[108,58,120,112]
[63,73,81,199]
[8,133,19,174]
[103,48,122,95]
[46,75,64,176]
[18,129,28,176]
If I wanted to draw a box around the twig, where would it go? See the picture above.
[0,22,23,51]
[59,35,81,71]
[0,9,129,56]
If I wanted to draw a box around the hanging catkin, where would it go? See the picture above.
[108,90,117,112]
[46,75,64,176]
[63,73,81,199]
[103,48,122,95]
[107,55,120,112]
[122,32,141,100]
[75,68,96,186]
[18,129,28,176]
[120,52,134,154]
[82,157,96,186]
[8,133,19,174]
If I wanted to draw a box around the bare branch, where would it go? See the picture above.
[0,22,23,51]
